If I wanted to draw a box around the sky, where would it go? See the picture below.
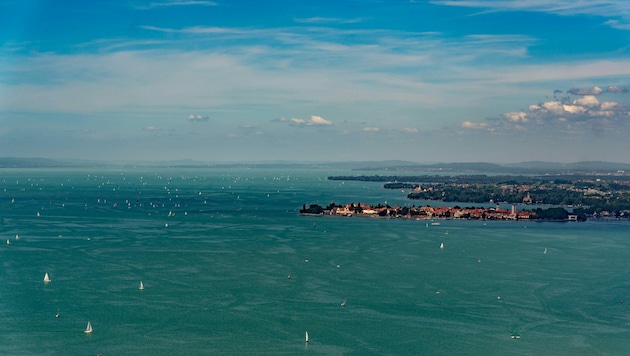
[1,0,630,164]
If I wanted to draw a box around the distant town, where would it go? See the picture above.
[300,202,579,221]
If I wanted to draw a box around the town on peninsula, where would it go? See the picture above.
[301,170,630,221]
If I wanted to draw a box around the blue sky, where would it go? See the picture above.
[2,0,630,163]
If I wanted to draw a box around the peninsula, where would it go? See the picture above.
[300,203,579,221]
[327,173,630,220]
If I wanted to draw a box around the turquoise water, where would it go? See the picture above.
[1,168,630,355]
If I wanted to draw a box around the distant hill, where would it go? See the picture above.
[351,161,630,174]
[0,157,74,168]
[1,157,628,174]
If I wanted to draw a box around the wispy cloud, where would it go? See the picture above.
[238,124,263,135]
[461,121,489,130]
[432,0,630,30]
[137,1,217,10]
[293,17,364,24]
[2,23,628,120]
[140,25,242,35]
[567,85,629,95]
[363,127,380,132]
[567,86,604,96]
[143,126,161,131]
[605,19,630,30]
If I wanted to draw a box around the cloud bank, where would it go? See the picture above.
[461,86,630,136]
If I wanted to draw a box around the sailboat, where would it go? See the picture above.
[544,248,547,255]
[56,308,60,318]
[440,242,444,250]
[6,239,10,245]
[305,331,309,343]
[139,281,145,290]
[43,273,51,283]
[85,321,93,333]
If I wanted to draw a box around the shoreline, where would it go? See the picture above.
[299,202,585,221]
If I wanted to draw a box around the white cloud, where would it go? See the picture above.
[402,127,419,133]
[541,101,565,115]
[309,115,332,125]
[607,85,628,93]
[574,95,599,107]
[600,101,621,110]
[461,121,488,129]
[503,111,528,123]
[363,127,380,132]
[187,114,209,121]
[286,116,332,126]
[562,105,587,114]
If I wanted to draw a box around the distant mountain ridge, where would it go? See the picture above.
[1,157,628,174]
[352,161,630,174]
[0,157,75,168]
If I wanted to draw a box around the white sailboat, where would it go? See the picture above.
[139,281,145,290]
[43,273,51,283]
[6,239,10,245]
[85,321,93,333]
[543,248,547,254]
[305,331,309,343]
[440,242,444,250]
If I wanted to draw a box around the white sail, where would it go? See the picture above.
[139,281,144,290]
[6,239,10,245]
[305,331,309,343]
[440,242,444,249]
[544,248,547,254]
[43,273,51,283]
[85,321,93,333]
